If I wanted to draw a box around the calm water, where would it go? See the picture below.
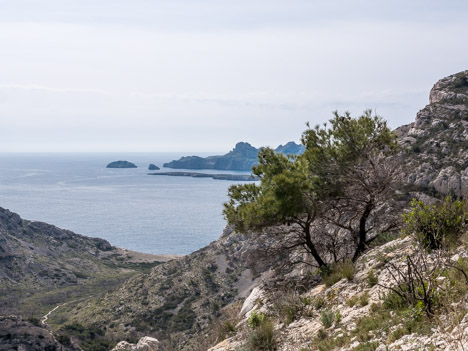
[0,153,251,255]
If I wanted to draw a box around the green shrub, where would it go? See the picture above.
[215,320,237,341]
[248,311,266,329]
[367,270,378,287]
[276,295,301,325]
[403,198,466,250]
[339,261,356,281]
[353,341,379,351]
[247,319,276,351]
[320,309,334,328]
[316,328,327,341]
[314,296,326,310]
[383,290,406,310]
[300,296,312,306]
[346,295,358,307]
[335,310,342,324]
[322,261,355,287]
[359,292,370,306]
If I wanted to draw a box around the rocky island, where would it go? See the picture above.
[106,160,137,168]
[148,164,160,170]
[163,141,305,171]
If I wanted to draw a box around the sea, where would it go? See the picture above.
[0,152,252,255]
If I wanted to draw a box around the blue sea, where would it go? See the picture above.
[0,153,252,255]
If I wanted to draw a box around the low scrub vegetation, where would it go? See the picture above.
[246,312,276,351]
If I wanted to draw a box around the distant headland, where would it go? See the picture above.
[106,160,137,168]
[163,141,304,171]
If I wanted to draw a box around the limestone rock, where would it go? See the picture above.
[398,70,468,197]
[112,336,160,351]
[239,286,265,318]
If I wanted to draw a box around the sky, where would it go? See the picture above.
[1,0,467,152]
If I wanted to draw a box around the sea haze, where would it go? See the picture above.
[0,152,252,255]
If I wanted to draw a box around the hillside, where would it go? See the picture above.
[57,227,287,350]
[0,207,175,318]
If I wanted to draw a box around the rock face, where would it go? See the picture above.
[397,70,468,197]
[148,164,160,170]
[107,160,137,168]
[163,141,305,171]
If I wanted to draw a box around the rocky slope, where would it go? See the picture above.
[59,227,284,350]
[163,141,305,171]
[210,237,468,351]
[397,70,468,197]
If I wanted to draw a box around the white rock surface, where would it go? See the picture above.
[112,336,159,351]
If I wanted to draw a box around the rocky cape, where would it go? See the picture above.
[163,141,305,171]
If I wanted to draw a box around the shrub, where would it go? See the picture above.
[320,309,335,328]
[276,294,301,325]
[322,261,355,287]
[300,296,312,306]
[314,296,326,310]
[367,270,378,287]
[403,198,466,250]
[359,292,370,306]
[346,295,359,307]
[335,310,342,324]
[217,321,236,340]
[247,319,276,351]
[248,311,266,329]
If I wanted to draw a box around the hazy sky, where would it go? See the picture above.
[1,0,467,152]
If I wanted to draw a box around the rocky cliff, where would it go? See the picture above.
[397,70,468,197]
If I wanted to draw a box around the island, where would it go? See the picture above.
[106,160,137,168]
[148,164,160,170]
[163,141,305,171]
[148,171,258,181]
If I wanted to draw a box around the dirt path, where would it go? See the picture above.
[41,302,69,325]
[41,294,95,326]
